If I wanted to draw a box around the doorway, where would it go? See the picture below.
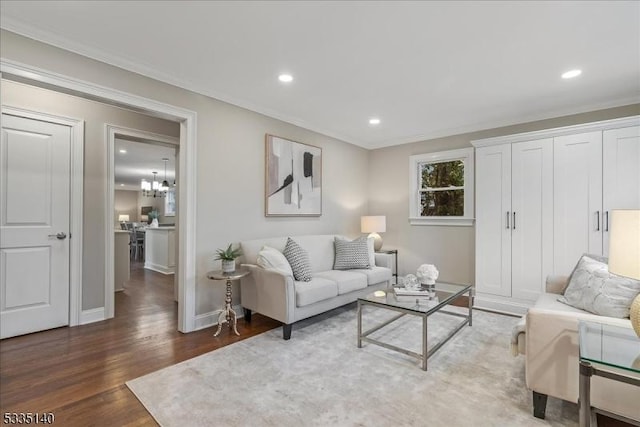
[1,59,198,333]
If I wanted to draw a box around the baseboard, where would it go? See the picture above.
[80,307,106,325]
[194,304,244,331]
[473,294,532,316]
[143,262,175,275]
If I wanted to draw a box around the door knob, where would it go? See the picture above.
[48,232,67,240]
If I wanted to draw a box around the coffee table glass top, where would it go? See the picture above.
[359,282,471,315]
[579,321,640,375]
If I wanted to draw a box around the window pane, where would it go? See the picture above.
[421,160,464,189]
[420,190,464,216]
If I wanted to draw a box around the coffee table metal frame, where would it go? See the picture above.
[578,321,640,427]
[357,282,473,371]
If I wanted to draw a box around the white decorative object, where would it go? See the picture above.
[404,274,419,290]
[221,259,235,273]
[150,218,159,228]
[417,264,439,285]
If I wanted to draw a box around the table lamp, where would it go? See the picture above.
[608,209,640,337]
[361,215,386,251]
[118,214,130,223]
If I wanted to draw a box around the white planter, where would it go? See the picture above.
[221,259,235,273]
[150,218,159,228]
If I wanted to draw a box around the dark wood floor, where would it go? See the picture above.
[0,267,631,426]
[0,261,280,426]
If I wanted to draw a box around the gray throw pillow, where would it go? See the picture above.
[334,236,370,270]
[283,238,312,282]
[558,255,640,318]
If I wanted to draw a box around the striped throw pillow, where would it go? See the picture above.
[283,238,312,282]
[334,236,370,270]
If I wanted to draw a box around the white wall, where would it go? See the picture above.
[1,30,370,316]
[368,104,640,286]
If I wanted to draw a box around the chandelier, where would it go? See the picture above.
[141,171,168,198]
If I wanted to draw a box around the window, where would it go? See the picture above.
[165,187,176,217]
[409,148,474,226]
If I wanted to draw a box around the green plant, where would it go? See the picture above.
[214,244,242,261]
[148,210,159,220]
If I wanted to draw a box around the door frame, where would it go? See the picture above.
[1,105,84,327]
[1,59,199,333]
[105,125,179,319]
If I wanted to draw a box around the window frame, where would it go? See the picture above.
[409,147,474,226]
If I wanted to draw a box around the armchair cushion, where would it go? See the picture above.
[559,254,640,318]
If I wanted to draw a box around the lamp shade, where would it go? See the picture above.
[361,216,386,233]
[118,214,130,222]
[608,210,640,280]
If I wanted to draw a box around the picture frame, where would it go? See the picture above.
[265,134,322,216]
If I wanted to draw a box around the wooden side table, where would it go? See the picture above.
[206,268,249,337]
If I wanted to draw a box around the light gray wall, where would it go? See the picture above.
[1,79,180,310]
[114,190,138,225]
[368,104,640,286]
[1,30,370,315]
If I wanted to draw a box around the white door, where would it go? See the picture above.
[475,144,512,297]
[553,131,603,275]
[603,126,640,256]
[0,114,71,339]
[511,138,553,301]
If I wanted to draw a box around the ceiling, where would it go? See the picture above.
[1,1,638,149]
[115,139,176,191]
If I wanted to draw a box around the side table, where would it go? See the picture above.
[578,321,640,426]
[206,268,249,337]
[376,249,398,284]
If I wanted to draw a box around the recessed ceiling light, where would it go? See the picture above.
[369,118,381,125]
[278,74,293,83]
[120,183,125,186]
[562,69,582,79]
[119,149,127,154]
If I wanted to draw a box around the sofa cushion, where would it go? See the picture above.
[283,238,313,282]
[334,236,370,270]
[295,277,338,307]
[559,255,640,318]
[350,266,392,286]
[257,246,293,277]
[314,270,367,295]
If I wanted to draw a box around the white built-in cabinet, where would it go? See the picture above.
[472,117,639,315]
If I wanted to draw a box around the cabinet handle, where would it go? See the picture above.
[506,212,510,229]
[513,212,516,230]
[596,211,600,231]
[605,211,609,232]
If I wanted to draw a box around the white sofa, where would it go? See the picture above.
[239,234,393,339]
[515,275,639,422]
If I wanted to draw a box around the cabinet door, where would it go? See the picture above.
[475,144,511,296]
[511,138,553,301]
[553,131,603,275]
[603,126,640,256]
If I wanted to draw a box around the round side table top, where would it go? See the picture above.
[207,268,250,281]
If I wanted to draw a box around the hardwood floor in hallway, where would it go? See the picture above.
[0,261,280,426]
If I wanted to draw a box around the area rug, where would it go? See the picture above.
[127,305,578,426]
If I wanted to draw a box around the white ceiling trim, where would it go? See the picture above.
[0,17,368,148]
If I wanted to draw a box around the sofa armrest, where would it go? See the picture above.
[525,307,639,419]
[545,275,569,294]
[240,264,296,324]
[375,253,393,269]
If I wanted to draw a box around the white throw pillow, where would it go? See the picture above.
[257,245,293,277]
[558,254,640,318]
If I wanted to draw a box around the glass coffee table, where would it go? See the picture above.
[357,282,473,371]
[578,321,640,427]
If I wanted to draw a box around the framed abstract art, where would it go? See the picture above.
[265,134,322,216]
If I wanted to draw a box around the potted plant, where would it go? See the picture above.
[148,210,160,227]
[215,244,243,273]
